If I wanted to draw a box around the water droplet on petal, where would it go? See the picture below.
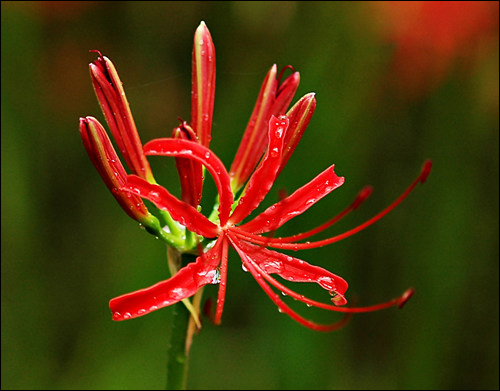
[241,264,248,272]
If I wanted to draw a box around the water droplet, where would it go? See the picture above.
[306,303,312,307]
[205,152,211,159]
[123,312,132,319]
[149,305,158,311]
[137,309,146,315]
[281,291,287,296]
[241,263,248,272]
[318,276,335,291]
[211,269,221,284]
[277,307,283,313]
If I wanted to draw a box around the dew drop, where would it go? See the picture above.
[281,291,287,296]
[137,309,146,315]
[241,263,248,272]
[123,312,132,319]
[205,152,211,159]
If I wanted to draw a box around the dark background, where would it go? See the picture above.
[2,1,498,389]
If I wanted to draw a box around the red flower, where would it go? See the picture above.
[110,114,432,331]
[81,21,431,331]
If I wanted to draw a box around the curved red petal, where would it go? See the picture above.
[110,237,223,321]
[229,234,348,303]
[124,175,218,238]
[229,116,288,225]
[230,235,350,331]
[239,165,344,234]
[143,138,233,225]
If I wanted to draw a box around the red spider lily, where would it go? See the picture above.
[109,115,432,331]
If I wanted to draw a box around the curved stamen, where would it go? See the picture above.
[234,160,432,250]
[229,231,412,314]
[277,65,296,86]
[255,259,413,313]
[274,185,373,244]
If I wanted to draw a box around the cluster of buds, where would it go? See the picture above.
[80,22,431,331]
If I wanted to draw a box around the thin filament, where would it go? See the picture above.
[234,160,432,250]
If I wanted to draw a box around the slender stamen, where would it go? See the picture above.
[252,251,414,313]
[277,65,296,87]
[234,160,432,250]
[273,185,373,243]
[214,235,229,324]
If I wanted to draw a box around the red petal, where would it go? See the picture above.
[229,65,278,191]
[229,234,350,331]
[239,165,344,234]
[191,21,216,147]
[89,55,153,182]
[124,175,218,238]
[110,238,223,320]
[229,116,288,225]
[271,68,300,117]
[230,234,348,303]
[143,138,234,225]
[278,93,316,176]
[172,123,203,207]
[79,117,150,222]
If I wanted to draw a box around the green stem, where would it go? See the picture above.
[165,248,199,390]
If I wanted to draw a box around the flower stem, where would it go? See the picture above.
[165,248,200,390]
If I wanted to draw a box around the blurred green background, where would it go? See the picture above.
[2,1,498,389]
